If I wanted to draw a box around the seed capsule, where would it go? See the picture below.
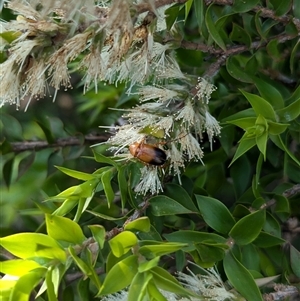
[129,142,167,166]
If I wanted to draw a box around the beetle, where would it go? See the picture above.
[129,141,167,166]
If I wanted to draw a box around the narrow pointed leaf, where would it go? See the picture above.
[229,210,265,245]
[55,166,95,181]
[224,250,263,301]
[195,195,235,234]
[241,90,277,121]
[205,4,226,50]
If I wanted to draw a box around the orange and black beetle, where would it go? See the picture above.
[129,142,167,166]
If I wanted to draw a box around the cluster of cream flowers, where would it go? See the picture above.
[107,79,220,195]
[0,0,179,107]
[0,0,221,195]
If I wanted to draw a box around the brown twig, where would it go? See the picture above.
[181,32,296,77]
[7,134,110,153]
[260,184,300,210]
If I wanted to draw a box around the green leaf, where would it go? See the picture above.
[138,257,160,273]
[229,134,257,166]
[195,195,235,234]
[146,281,168,301]
[55,166,95,181]
[252,232,285,248]
[86,210,127,221]
[267,121,289,135]
[185,0,193,21]
[149,196,193,216]
[118,165,128,209]
[46,214,86,244]
[164,183,198,212]
[230,23,251,47]
[101,169,115,208]
[93,149,118,167]
[230,154,251,197]
[45,268,58,301]
[224,250,263,301]
[124,217,151,232]
[241,90,277,121]
[0,113,23,141]
[68,246,101,289]
[77,278,90,301]
[196,243,226,262]
[88,225,106,249]
[109,231,138,258]
[205,4,226,50]
[194,0,204,32]
[276,98,300,122]
[52,198,79,216]
[255,127,268,160]
[229,210,265,245]
[270,134,300,166]
[3,157,14,187]
[128,272,153,301]
[0,259,42,276]
[35,116,55,144]
[266,39,281,59]
[290,38,300,73]
[253,77,284,109]
[232,0,260,12]
[227,117,257,129]
[139,242,187,258]
[151,266,194,297]
[10,269,47,301]
[222,108,256,122]
[164,230,226,245]
[269,0,292,16]
[98,255,138,296]
[0,233,66,261]
[226,56,253,83]
[273,194,290,213]
[290,245,300,278]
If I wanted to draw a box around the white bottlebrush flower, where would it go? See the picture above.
[126,110,159,129]
[138,85,179,103]
[78,44,105,94]
[151,43,185,82]
[0,60,21,107]
[194,77,217,104]
[175,100,197,129]
[105,0,134,66]
[9,38,45,71]
[47,31,91,90]
[167,142,185,177]
[134,165,163,195]
[204,111,222,150]
[153,116,174,137]
[107,125,146,155]
[114,35,154,91]
[179,133,204,163]
[178,267,235,301]
[22,58,49,110]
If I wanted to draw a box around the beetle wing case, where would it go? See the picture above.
[129,142,167,166]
